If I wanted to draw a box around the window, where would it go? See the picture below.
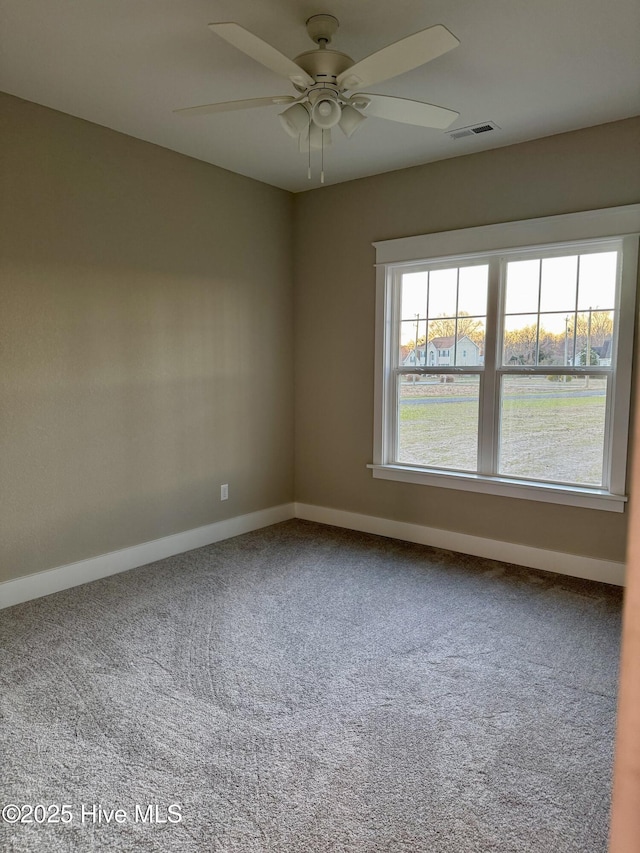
[372,206,640,512]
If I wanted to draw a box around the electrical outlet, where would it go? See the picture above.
[220,484,229,501]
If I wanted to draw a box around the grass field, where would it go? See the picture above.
[397,376,606,485]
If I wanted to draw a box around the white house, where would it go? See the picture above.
[402,335,480,367]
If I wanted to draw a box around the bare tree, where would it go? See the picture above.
[503,323,538,365]
[576,310,613,347]
[428,312,484,344]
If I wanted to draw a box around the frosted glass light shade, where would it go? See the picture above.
[279,103,310,138]
[311,97,342,129]
[339,104,367,138]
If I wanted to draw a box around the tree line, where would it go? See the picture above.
[405,311,613,366]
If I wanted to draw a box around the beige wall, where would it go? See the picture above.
[2,95,638,587]
[293,117,640,563]
[0,93,294,583]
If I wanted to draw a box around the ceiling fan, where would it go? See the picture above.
[176,14,460,183]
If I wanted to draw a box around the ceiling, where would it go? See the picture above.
[1,0,639,192]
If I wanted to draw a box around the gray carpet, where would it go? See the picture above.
[0,520,622,852]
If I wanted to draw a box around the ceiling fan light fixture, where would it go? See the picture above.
[279,102,310,138]
[311,96,342,129]
[339,104,367,138]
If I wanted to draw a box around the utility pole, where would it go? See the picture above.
[564,315,571,380]
[586,307,592,390]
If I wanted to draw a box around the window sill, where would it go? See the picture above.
[368,464,627,512]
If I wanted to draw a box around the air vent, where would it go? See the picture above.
[447,121,501,140]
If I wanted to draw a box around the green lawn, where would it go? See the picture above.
[398,378,606,484]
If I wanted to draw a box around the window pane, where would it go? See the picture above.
[400,320,426,365]
[428,268,458,317]
[454,318,485,366]
[538,313,575,365]
[401,272,428,320]
[397,374,479,472]
[503,314,538,365]
[539,256,578,313]
[505,259,539,314]
[458,265,488,316]
[499,375,607,486]
[582,311,614,365]
[578,252,617,311]
[574,310,615,367]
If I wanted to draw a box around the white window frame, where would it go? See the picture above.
[371,205,640,513]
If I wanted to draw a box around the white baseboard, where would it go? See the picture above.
[1,499,625,609]
[0,503,296,610]
[295,503,626,587]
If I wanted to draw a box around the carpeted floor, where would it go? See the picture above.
[0,520,623,852]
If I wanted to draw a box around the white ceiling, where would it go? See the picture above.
[1,0,639,192]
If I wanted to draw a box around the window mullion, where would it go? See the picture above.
[387,271,402,463]
[477,257,501,475]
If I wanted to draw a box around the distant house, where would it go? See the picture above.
[400,345,417,365]
[592,340,612,366]
[402,335,480,367]
[402,345,421,367]
[567,339,612,367]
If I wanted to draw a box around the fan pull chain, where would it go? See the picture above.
[307,116,312,180]
[321,130,325,184]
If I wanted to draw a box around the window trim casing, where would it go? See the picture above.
[371,205,640,513]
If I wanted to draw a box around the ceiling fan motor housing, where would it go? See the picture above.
[293,49,353,84]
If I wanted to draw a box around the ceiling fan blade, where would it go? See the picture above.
[209,22,314,88]
[174,96,296,116]
[356,94,458,129]
[337,24,459,90]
